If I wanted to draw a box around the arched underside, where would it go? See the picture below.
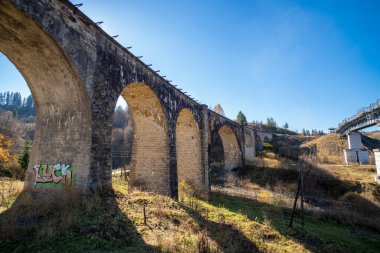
[176,108,202,191]
[245,131,255,166]
[255,134,263,154]
[218,125,242,170]
[0,2,92,189]
[210,133,224,165]
[121,83,170,195]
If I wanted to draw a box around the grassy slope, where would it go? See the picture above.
[273,133,380,164]
[210,192,380,253]
[366,131,380,140]
[1,175,380,252]
[301,134,346,164]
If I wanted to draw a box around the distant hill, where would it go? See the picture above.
[365,131,380,140]
[301,134,346,164]
[248,123,298,135]
[272,133,380,164]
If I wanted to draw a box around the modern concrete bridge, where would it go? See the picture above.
[0,0,271,198]
[336,99,380,136]
[336,99,380,167]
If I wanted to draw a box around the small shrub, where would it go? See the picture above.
[0,166,13,178]
[339,191,359,202]
[263,143,275,151]
[372,185,380,202]
[197,230,211,253]
[0,162,25,180]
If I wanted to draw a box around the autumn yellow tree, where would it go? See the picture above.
[0,133,14,165]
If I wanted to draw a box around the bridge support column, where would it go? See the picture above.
[243,127,256,166]
[343,132,369,165]
[201,105,211,194]
[241,127,246,167]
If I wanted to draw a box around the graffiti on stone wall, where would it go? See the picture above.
[33,163,73,187]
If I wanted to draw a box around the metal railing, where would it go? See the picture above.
[337,99,380,134]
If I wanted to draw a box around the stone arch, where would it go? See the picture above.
[244,130,255,165]
[175,108,202,191]
[218,125,242,170]
[120,83,170,195]
[255,133,263,153]
[0,2,92,190]
[210,131,224,167]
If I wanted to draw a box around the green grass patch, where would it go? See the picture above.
[209,192,380,253]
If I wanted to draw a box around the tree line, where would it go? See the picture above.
[0,91,35,117]
[213,103,324,135]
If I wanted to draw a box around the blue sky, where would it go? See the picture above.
[1,0,379,132]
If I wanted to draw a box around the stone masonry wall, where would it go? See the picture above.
[3,0,263,198]
[176,109,202,191]
[218,125,242,170]
[121,83,170,195]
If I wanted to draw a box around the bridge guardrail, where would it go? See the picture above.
[336,98,380,135]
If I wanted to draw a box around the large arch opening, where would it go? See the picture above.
[118,83,170,195]
[218,125,242,170]
[0,2,91,190]
[111,104,134,172]
[255,133,263,155]
[176,108,202,192]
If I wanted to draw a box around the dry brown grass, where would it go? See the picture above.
[231,150,380,233]
[0,177,23,212]
[1,168,379,252]
[319,164,376,184]
[301,133,346,164]
[0,188,85,252]
[366,131,380,140]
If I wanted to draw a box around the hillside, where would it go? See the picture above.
[301,134,346,164]
[365,131,380,140]
[0,177,312,253]
[1,131,380,252]
[272,133,380,164]
[2,175,380,252]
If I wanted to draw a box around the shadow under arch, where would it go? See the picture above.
[217,125,242,170]
[120,83,170,196]
[255,133,263,154]
[175,108,203,191]
[0,1,92,190]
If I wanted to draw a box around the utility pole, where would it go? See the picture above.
[289,144,316,234]
[300,160,305,234]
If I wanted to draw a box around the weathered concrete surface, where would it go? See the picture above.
[344,133,369,165]
[244,128,256,166]
[0,0,261,198]
[0,0,92,189]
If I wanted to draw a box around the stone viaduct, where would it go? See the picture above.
[0,0,269,198]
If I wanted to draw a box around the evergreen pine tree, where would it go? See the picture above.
[236,111,247,125]
[18,139,31,171]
